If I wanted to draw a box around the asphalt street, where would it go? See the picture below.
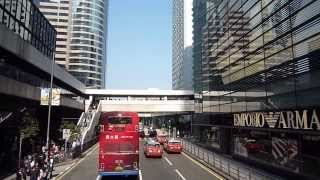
[58,141,223,180]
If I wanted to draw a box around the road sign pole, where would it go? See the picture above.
[18,133,24,169]
[65,139,67,154]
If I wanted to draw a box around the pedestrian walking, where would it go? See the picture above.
[48,157,54,179]
[16,168,25,180]
[38,167,47,180]
[30,166,38,180]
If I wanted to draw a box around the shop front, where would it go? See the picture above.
[191,113,232,154]
[231,108,320,180]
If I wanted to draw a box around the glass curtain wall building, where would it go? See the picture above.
[192,0,320,179]
[192,0,208,92]
[172,0,193,90]
[69,0,108,89]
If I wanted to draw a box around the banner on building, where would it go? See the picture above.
[40,88,61,106]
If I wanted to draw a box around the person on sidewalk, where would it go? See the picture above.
[38,167,47,180]
[16,168,26,180]
[30,166,38,180]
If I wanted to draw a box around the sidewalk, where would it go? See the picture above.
[181,139,283,180]
[3,143,98,180]
[3,160,76,180]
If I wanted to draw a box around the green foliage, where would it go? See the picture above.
[59,121,81,142]
[20,112,40,139]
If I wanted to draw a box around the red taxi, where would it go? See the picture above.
[156,134,167,144]
[143,140,163,158]
[164,139,183,153]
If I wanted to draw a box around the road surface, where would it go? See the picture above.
[58,141,223,180]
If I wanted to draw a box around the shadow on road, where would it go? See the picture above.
[101,175,138,180]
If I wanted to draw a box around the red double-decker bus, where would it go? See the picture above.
[98,112,139,178]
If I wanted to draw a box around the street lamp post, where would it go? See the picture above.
[18,132,24,169]
[168,120,171,138]
[46,52,55,160]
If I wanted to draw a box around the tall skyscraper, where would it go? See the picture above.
[192,0,206,92]
[191,1,320,179]
[39,0,71,68]
[69,0,108,89]
[39,0,108,89]
[172,0,193,90]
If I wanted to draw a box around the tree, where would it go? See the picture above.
[20,111,40,140]
[18,111,40,168]
[59,121,81,143]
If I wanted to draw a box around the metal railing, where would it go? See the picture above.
[181,139,283,180]
[0,0,56,58]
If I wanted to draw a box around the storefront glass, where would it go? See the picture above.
[233,129,320,177]
[301,135,320,178]
[193,125,221,149]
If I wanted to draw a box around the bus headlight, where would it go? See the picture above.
[99,163,104,171]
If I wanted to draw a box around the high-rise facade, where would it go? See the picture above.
[172,0,193,90]
[39,0,108,89]
[68,0,108,89]
[192,0,320,179]
[39,0,71,68]
[192,0,206,92]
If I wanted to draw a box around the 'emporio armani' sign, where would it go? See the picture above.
[233,109,320,130]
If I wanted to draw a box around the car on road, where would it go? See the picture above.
[156,134,167,144]
[163,139,183,153]
[144,140,163,158]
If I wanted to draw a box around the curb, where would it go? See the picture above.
[55,159,78,167]
[2,174,15,180]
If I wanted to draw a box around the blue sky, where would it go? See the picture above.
[106,0,172,89]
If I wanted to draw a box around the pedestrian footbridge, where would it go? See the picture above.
[86,89,195,114]
[78,89,195,148]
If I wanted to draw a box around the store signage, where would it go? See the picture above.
[233,109,320,130]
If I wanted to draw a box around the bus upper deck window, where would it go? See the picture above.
[108,117,132,124]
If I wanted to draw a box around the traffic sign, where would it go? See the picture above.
[63,129,71,140]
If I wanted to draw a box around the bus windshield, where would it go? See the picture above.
[108,117,132,124]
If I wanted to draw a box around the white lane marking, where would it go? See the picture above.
[56,144,99,180]
[182,152,224,180]
[96,175,101,180]
[175,169,186,180]
[164,156,173,166]
[139,170,143,180]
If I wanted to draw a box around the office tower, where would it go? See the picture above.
[192,1,320,179]
[172,0,193,90]
[192,0,206,92]
[68,0,108,89]
[39,0,108,88]
[39,0,71,68]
